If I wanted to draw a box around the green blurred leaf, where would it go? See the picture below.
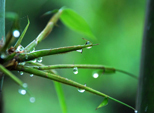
[96,97,108,110]
[54,82,67,113]
[5,12,19,20]
[41,9,58,17]
[60,8,95,39]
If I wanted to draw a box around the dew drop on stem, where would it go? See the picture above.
[16,45,24,52]
[73,67,78,74]
[37,57,43,63]
[76,49,83,53]
[30,97,35,103]
[30,74,34,77]
[18,71,24,75]
[78,84,86,93]
[85,41,92,49]
[18,89,26,95]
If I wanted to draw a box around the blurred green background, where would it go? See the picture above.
[3,0,146,113]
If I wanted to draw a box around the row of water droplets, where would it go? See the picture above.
[18,83,35,103]
[16,45,43,77]
[76,41,92,53]
[73,66,100,93]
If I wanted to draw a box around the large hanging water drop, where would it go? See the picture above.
[31,59,37,63]
[76,49,83,53]
[13,29,20,38]
[93,72,99,78]
[18,71,24,75]
[30,97,35,103]
[30,74,34,77]
[18,89,26,95]
[85,41,92,49]
[78,84,86,93]
[73,67,78,74]
[37,57,43,63]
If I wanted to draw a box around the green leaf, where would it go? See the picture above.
[54,82,67,113]
[96,97,108,110]
[60,8,95,39]
[14,17,30,49]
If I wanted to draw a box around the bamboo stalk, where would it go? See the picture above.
[136,0,154,113]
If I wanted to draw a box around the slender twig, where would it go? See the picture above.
[27,64,138,79]
[16,44,95,62]
[16,65,135,110]
[24,8,63,51]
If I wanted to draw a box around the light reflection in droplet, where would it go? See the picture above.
[13,30,20,38]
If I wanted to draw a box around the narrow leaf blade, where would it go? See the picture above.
[96,97,108,110]
[54,82,67,113]
[14,17,30,49]
[60,8,95,39]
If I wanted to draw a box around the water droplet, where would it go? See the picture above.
[37,57,43,63]
[18,89,26,95]
[18,71,24,75]
[31,59,37,63]
[73,67,78,74]
[134,110,138,113]
[16,45,24,52]
[85,41,92,49]
[30,74,34,77]
[13,30,20,38]
[30,48,35,53]
[76,49,83,53]
[30,97,35,103]
[23,83,28,88]
[93,73,99,78]
[78,84,86,93]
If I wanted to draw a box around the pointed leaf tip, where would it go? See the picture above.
[96,97,108,110]
[60,8,96,39]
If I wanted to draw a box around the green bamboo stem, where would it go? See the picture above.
[27,64,137,79]
[16,65,135,110]
[16,44,95,62]
[136,0,154,113]
[24,8,63,51]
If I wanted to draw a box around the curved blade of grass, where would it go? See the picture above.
[16,65,135,110]
[24,8,63,52]
[96,97,108,110]
[54,82,67,113]
[26,61,67,113]
[16,44,96,62]
[28,64,138,79]
[14,17,30,49]
[0,64,31,96]
[60,8,95,39]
